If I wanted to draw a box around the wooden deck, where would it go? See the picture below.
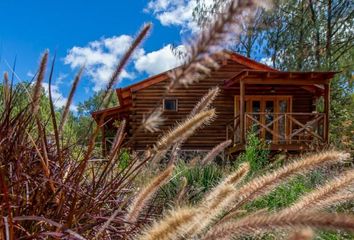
[226,112,327,153]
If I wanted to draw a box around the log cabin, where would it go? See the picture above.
[92,51,336,156]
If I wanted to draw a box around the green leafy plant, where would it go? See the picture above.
[236,131,270,173]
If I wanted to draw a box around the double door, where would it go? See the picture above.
[234,96,292,143]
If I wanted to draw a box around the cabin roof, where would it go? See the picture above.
[118,51,277,93]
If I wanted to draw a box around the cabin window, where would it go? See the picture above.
[163,99,178,111]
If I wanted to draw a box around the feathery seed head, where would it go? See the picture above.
[32,50,49,114]
[201,139,232,166]
[283,168,354,213]
[289,228,314,240]
[139,208,198,240]
[126,164,175,223]
[190,86,220,117]
[224,162,250,185]
[142,109,165,133]
[154,109,216,152]
[234,151,349,208]
[167,0,269,90]
[203,212,354,240]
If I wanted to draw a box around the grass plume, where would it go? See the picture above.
[168,0,270,89]
[200,140,232,166]
[154,109,216,153]
[59,65,84,134]
[31,50,48,115]
[126,164,175,223]
[202,212,354,240]
[283,169,354,213]
[227,151,349,213]
[138,207,198,240]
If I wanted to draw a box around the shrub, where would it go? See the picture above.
[236,131,270,173]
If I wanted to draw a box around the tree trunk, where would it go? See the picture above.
[326,0,333,64]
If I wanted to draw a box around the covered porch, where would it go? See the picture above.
[224,70,336,153]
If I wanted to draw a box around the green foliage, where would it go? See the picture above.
[236,131,269,173]
[73,90,118,145]
[118,149,131,170]
[246,174,317,211]
[159,161,225,204]
[77,90,118,115]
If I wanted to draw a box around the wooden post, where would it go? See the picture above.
[240,80,245,144]
[324,84,330,144]
[101,125,107,157]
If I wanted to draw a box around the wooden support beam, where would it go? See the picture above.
[224,71,248,88]
[101,125,107,157]
[243,78,330,85]
[324,84,330,144]
[240,80,245,143]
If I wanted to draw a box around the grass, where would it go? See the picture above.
[158,161,225,205]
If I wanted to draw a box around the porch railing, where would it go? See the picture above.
[226,113,326,146]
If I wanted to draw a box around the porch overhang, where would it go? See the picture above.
[92,105,131,123]
[224,70,337,88]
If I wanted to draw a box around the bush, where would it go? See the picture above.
[236,131,270,173]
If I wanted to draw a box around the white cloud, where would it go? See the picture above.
[260,57,273,67]
[134,44,185,75]
[145,0,214,33]
[64,35,144,91]
[27,71,35,78]
[56,72,68,85]
[42,82,77,112]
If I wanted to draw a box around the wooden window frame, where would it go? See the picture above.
[163,98,178,112]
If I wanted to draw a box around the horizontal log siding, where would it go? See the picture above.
[129,61,316,150]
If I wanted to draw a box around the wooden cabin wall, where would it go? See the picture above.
[129,60,316,150]
[129,60,244,150]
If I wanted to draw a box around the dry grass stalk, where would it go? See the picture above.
[101,23,151,108]
[288,228,314,240]
[168,0,270,89]
[154,109,215,153]
[223,162,250,186]
[126,164,175,223]
[142,108,165,133]
[108,119,126,159]
[283,169,354,214]
[25,130,56,194]
[3,72,10,105]
[200,140,231,166]
[202,212,354,240]
[311,192,354,210]
[59,65,84,134]
[138,207,198,240]
[184,162,250,237]
[150,109,215,164]
[31,51,48,115]
[69,23,152,198]
[13,216,86,240]
[176,176,188,206]
[189,86,219,117]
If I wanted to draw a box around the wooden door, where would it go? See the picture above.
[234,96,292,143]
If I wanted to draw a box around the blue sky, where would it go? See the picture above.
[0,0,204,110]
